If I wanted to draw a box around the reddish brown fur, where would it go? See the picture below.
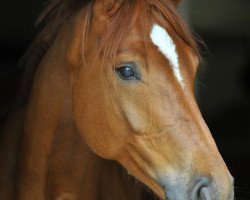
[0,0,234,200]
[21,0,198,101]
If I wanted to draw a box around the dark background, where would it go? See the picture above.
[0,0,249,199]
[179,0,250,199]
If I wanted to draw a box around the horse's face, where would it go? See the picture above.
[73,0,234,199]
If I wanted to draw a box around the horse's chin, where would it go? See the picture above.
[120,166,161,200]
[140,184,162,200]
[131,176,161,200]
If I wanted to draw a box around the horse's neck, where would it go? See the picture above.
[10,41,143,200]
[15,82,142,200]
[16,113,138,200]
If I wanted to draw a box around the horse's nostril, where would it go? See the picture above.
[191,177,211,200]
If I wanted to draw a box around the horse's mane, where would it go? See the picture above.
[20,0,199,103]
[20,0,91,103]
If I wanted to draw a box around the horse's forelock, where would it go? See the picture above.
[96,0,200,67]
[21,0,199,103]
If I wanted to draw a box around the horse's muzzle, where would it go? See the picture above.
[162,175,234,200]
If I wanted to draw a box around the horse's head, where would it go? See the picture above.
[72,0,234,199]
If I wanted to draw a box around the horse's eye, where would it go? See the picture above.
[115,64,139,80]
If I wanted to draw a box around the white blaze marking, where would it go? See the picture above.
[150,24,184,87]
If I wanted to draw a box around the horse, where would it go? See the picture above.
[0,0,234,199]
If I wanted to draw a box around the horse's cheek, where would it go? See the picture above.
[72,73,120,159]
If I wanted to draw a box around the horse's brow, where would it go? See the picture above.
[117,48,149,70]
[117,48,145,57]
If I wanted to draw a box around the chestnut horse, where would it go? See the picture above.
[0,0,234,199]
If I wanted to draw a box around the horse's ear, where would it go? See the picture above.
[171,0,182,7]
[92,0,124,34]
[93,0,123,19]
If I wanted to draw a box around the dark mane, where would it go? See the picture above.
[20,0,199,103]
[20,0,91,103]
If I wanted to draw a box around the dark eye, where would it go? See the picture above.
[115,64,139,80]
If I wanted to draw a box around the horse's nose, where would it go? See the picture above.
[191,176,234,200]
[162,174,234,200]
[191,177,211,200]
